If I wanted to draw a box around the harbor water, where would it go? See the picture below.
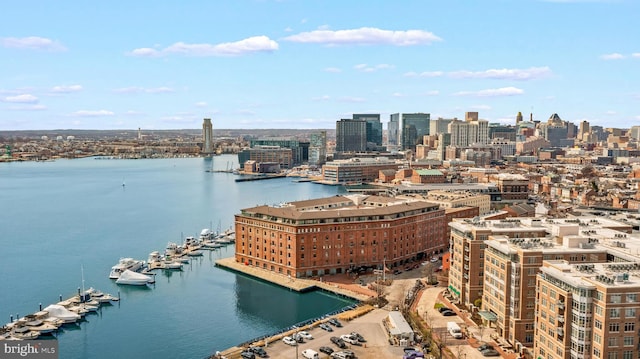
[0,155,353,358]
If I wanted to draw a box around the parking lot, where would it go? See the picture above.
[263,309,405,359]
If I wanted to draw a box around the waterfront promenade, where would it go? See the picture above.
[215,257,374,301]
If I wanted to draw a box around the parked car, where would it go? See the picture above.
[441,310,456,316]
[340,334,359,345]
[437,307,452,313]
[330,352,349,359]
[282,336,297,346]
[478,344,494,352]
[393,269,402,275]
[481,349,501,357]
[430,257,439,263]
[248,346,268,358]
[350,332,365,342]
[319,323,333,332]
[330,336,347,349]
[297,331,313,340]
[328,318,342,327]
[403,351,425,359]
[240,351,256,359]
[341,349,356,359]
[319,346,334,355]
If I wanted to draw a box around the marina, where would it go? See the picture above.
[0,155,351,358]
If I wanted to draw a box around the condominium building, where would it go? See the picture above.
[336,119,367,153]
[234,195,446,278]
[320,157,400,184]
[202,118,214,155]
[425,190,491,214]
[450,216,636,356]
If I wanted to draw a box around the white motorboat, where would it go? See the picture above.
[199,228,212,242]
[42,304,81,324]
[115,269,155,285]
[163,261,183,270]
[187,250,203,257]
[24,318,58,334]
[109,258,145,279]
[148,251,162,264]
[11,326,40,340]
[84,287,119,304]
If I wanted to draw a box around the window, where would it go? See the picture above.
[610,294,622,303]
[610,308,620,318]
[623,336,633,346]
[608,337,618,347]
[623,322,634,332]
[625,308,636,318]
[609,323,619,332]
[626,293,637,303]
[595,319,603,330]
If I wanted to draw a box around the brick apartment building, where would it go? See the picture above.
[234,195,447,278]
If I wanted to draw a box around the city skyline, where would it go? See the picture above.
[1,0,639,131]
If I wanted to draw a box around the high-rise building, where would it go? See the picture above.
[388,114,400,149]
[249,137,309,165]
[202,118,214,155]
[449,117,489,146]
[309,131,327,166]
[430,117,455,136]
[401,113,431,151]
[465,112,479,122]
[335,119,367,153]
[353,114,382,148]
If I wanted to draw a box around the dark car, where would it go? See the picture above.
[240,351,256,359]
[350,332,365,342]
[481,349,500,357]
[441,310,456,316]
[319,346,334,355]
[319,323,333,332]
[478,344,494,352]
[330,336,347,349]
[437,307,451,313]
[328,318,343,327]
[248,346,268,358]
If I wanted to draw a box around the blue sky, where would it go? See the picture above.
[1,0,638,130]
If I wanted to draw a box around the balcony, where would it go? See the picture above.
[556,328,564,336]
[557,301,565,310]
[557,317,565,324]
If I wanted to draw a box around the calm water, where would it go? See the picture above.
[0,155,352,359]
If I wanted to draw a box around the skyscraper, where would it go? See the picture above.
[202,118,214,155]
[309,131,327,166]
[388,113,400,149]
[353,114,382,148]
[401,113,430,151]
[335,119,367,153]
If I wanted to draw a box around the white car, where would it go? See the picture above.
[340,334,358,345]
[298,331,313,340]
[430,257,439,263]
[282,336,297,346]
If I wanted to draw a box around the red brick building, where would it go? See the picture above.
[234,195,447,278]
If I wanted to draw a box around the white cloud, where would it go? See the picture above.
[392,92,405,97]
[0,36,66,51]
[129,36,279,57]
[284,27,293,32]
[354,63,395,72]
[195,101,208,107]
[632,53,640,58]
[424,90,440,96]
[312,95,330,101]
[145,87,174,94]
[454,87,524,97]
[324,67,341,73]
[605,110,617,115]
[113,86,175,94]
[125,110,145,116]
[2,94,39,103]
[283,27,442,46]
[236,109,256,116]
[72,110,115,117]
[601,53,625,60]
[449,67,551,80]
[51,85,83,93]
[404,71,444,78]
[7,104,47,111]
[338,96,366,103]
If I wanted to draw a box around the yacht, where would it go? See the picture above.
[109,258,145,279]
[115,269,155,285]
[84,287,119,304]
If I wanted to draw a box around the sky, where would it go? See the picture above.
[1,0,639,131]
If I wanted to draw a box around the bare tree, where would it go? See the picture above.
[421,262,435,284]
